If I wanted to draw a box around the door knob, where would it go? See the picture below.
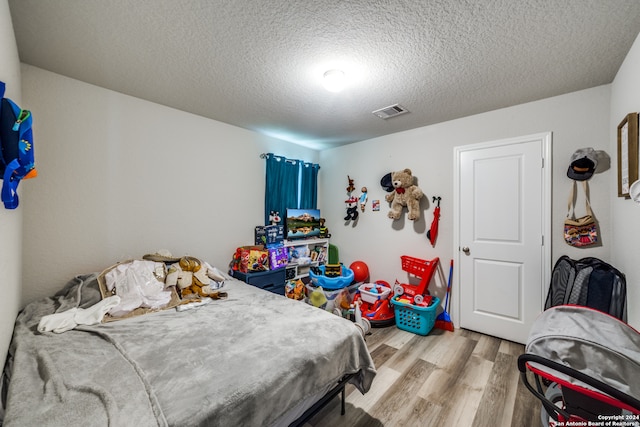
[462,246,470,254]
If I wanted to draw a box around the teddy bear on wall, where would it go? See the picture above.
[385,168,424,221]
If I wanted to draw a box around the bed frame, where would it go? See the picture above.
[290,373,355,426]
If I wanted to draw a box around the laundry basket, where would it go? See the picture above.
[392,296,440,336]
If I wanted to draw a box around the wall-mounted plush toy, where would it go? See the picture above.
[269,210,281,226]
[385,168,424,221]
[346,176,356,193]
[345,196,359,221]
[359,187,368,212]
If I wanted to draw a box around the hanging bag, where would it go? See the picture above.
[564,180,597,247]
[0,81,36,209]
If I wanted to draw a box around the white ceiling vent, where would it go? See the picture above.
[372,104,409,119]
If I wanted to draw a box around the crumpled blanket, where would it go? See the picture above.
[104,260,172,316]
[2,273,376,427]
[37,295,121,333]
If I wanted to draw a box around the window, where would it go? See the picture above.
[263,153,319,225]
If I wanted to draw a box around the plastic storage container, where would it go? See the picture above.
[392,296,440,336]
[232,269,286,295]
[358,283,391,304]
[306,282,359,312]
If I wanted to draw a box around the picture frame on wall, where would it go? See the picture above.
[617,112,639,198]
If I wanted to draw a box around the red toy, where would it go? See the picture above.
[351,256,440,327]
[349,261,370,283]
[352,279,396,327]
[393,256,440,306]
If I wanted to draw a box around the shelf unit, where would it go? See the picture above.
[283,238,329,281]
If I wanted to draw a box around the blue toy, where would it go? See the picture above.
[309,264,354,290]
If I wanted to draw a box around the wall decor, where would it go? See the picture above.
[617,112,639,198]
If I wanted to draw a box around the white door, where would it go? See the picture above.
[454,133,551,344]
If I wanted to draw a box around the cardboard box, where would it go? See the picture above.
[269,246,288,270]
[232,245,269,273]
[248,248,269,271]
[254,225,284,247]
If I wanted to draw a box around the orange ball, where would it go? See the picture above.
[349,261,370,283]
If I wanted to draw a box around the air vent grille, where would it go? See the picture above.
[372,104,409,119]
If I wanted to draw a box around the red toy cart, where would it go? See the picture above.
[393,256,440,306]
[351,256,440,327]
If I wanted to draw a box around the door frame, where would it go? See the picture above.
[452,132,552,333]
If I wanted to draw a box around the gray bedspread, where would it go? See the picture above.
[2,274,376,427]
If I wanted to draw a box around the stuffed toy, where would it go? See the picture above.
[344,196,359,221]
[346,175,356,193]
[285,279,305,300]
[166,256,226,300]
[319,217,331,238]
[269,210,281,226]
[359,187,368,212]
[385,168,424,221]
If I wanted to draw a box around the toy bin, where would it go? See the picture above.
[392,296,440,336]
[358,283,391,304]
[305,282,358,312]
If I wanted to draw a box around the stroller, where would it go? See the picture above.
[518,256,640,425]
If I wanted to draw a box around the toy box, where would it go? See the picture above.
[312,245,327,263]
[231,245,269,273]
[288,244,310,263]
[254,225,284,247]
[268,245,288,270]
[249,248,269,271]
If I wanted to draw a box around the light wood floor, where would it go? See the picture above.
[305,324,542,427]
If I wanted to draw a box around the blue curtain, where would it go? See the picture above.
[264,154,299,225]
[299,161,319,209]
[264,153,320,225]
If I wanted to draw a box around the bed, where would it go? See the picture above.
[1,268,376,427]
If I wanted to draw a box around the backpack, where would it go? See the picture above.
[545,255,627,322]
[0,81,36,209]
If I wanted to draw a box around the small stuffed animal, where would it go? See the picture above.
[319,217,331,238]
[346,176,356,193]
[269,210,281,225]
[359,187,368,212]
[345,196,359,221]
[285,279,305,300]
[166,256,226,300]
[385,168,424,220]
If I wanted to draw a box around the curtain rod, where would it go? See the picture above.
[259,153,297,163]
[260,153,319,168]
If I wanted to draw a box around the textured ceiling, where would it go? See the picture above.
[8,0,640,150]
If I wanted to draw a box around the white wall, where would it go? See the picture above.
[20,65,319,305]
[0,0,22,377]
[320,85,613,321]
[610,32,640,328]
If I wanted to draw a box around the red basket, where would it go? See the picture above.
[401,256,438,278]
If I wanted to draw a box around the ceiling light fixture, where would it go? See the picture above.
[323,69,346,93]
